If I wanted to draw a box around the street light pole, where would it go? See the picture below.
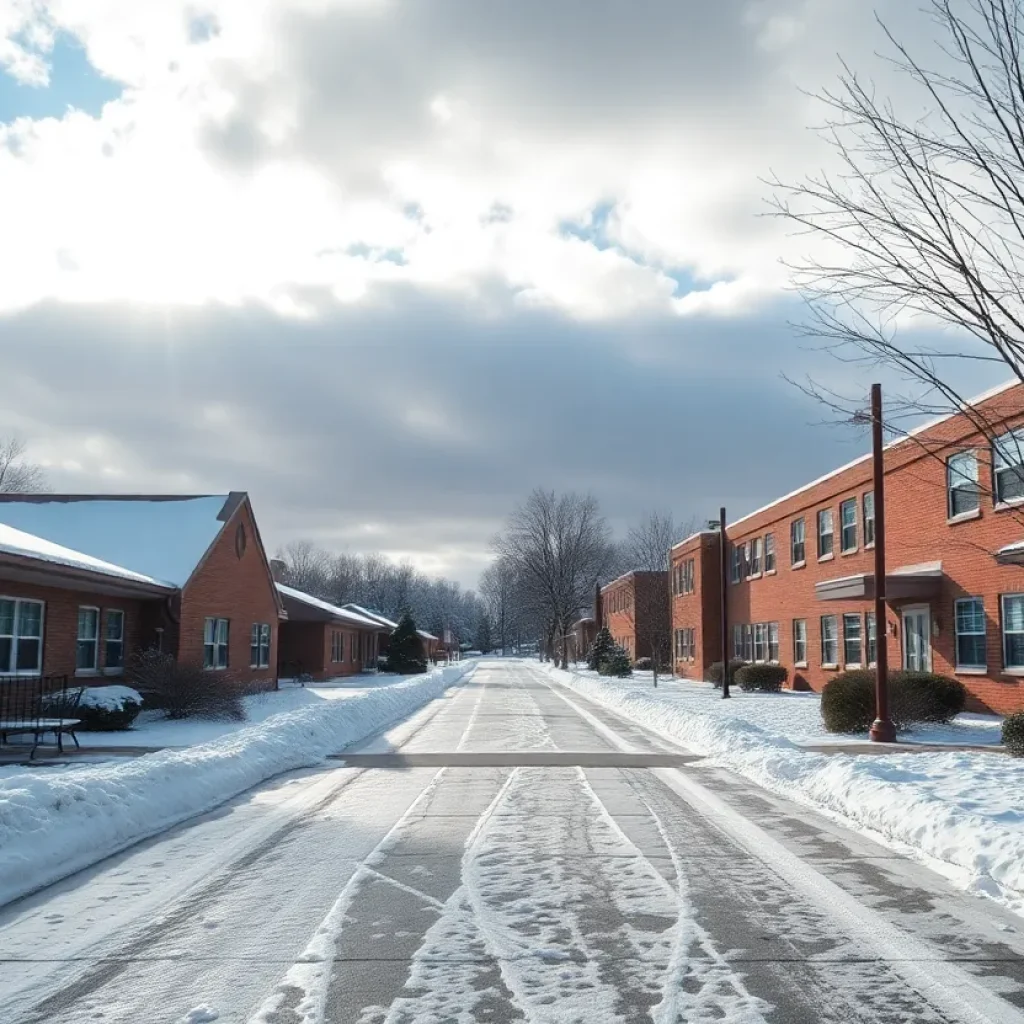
[868,383,896,743]
[719,505,730,699]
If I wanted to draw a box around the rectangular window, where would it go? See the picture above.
[947,451,980,517]
[689,628,696,660]
[749,538,763,576]
[731,545,742,584]
[743,624,754,662]
[733,623,743,660]
[1003,594,1024,668]
[685,559,694,594]
[105,609,125,671]
[863,492,875,547]
[793,618,807,665]
[817,509,834,559]
[203,617,230,670]
[840,498,858,552]
[768,622,780,663]
[791,519,806,565]
[753,623,768,662]
[77,606,99,671]
[331,631,343,663]
[0,597,44,674]
[764,533,775,573]
[250,623,271,668]
[866,613,877,666]
[821,615,839,666]
[955,597,986,669]
[994,429,1024,504]
[843,613,862,667]
[674,629,682,658]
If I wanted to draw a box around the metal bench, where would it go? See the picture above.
[0,676,82,758]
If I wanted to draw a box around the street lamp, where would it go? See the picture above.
[855,384,896,743]
[718,506,730,699]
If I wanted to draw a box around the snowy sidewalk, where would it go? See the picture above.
[0,661,477,909]
[547,665,1024,917]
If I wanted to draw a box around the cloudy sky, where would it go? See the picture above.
[0,0,1002,588]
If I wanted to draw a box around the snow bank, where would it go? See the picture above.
[0,662,475,909]
[549,667,1024,913]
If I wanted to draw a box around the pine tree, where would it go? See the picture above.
[599,644,633,678]
[587,626,616,671]
[474,614,494,654]
[386,612,427,674]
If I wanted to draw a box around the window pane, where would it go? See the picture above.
[106,610,124,641]
[0,599,13,637]
[1006,633,1024,669]
[843,614,861,664]
[204,644,215,669]
[78,608,98,640]
[204,618,216,643]
[1004,595,1024,632]
[17,601,42,638]
[999,466,1024,502]
[866,614,877,663]
[957,633,986,668]
[106,641,124,669]
[77,639,97,670]
[0,636,11,671]
[217,642,229,669]
[216,619,229,644]
[840,500,857,550]
[956,598,985,634]
[994,429,1024,471]
[15,637,40,672]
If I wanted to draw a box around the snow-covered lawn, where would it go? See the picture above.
[0,661,476,910]
[564,667,1003,747]
[76,672,427,749]
[549,666,1024,916]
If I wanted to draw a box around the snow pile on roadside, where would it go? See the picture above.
[0,662,475,909]
[549,666,1024,912]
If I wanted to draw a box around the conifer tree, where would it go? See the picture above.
[599,644,633,678]
[386,612,427,674]
[587,626,615,671]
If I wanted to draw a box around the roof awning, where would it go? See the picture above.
[816,561,944,602]
[997,541,1024,566]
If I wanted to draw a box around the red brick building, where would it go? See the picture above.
[670,381,1024,713]
[601,571,670,663]
[0,493,283,691]
[277,585,387,680]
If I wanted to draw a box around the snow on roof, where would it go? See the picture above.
[0,523,174,588]
[726,377,1024,535]
[341,603,398,629]
[670,529,719,553]
[0,495,232,587]
[276,584,385,628]
[1000,539,1024,555]
[890,560,943,577]
[418,630,438,641]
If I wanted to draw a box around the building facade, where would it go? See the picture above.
[601,570,670,663]
[670,381,1024,713]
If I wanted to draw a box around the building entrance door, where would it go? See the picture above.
[902,605,932,672]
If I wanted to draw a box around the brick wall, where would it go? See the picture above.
[602,571,669,662]
[714,382,1024,712]
[670,533,722,679]
[0,579,154,681]
[178,500,281,691]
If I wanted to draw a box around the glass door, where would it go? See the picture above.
[902,606,931,671]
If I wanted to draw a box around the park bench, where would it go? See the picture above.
[0,676,82,758]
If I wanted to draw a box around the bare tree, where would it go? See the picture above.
[493,489,613,669]
[770,0,1024,483]
[275,540,334,597]
[0,436,47,492]
[626,511,697,572]
[480,554,519,654]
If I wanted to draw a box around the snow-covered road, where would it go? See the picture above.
[2,660,1024,1023]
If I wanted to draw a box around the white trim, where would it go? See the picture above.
[104,607,126,674]
[76,604,100,674]
[0,595,45,676]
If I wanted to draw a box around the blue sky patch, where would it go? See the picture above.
[0,33,122,123]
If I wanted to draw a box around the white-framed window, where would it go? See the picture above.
[866,613,877,666]
[768,622,780,663]
[105,609,125,672]
[817,509,834,559]
[764,533,776,573]
[842,613,862,667]
[994,429,1024,504]
[743,624,754,662]
[793,619,807,665]
[731,545,742,584]
[331,630,343,663]
[674,628,683,658]
[947,451,980,517]
[840,498,857,552]
[821,615,839,666]
[749,538,763,576]
[351,633,359,663]
[955,597,986,669]
[791,518,805,565]
[204,617,230,670]
[0,597,44,675]
[250,623,271,668]
[77,606,99,672]
[863,491,875,547]
[733,624,743,659]
[685,559,694,594]
[753,623,768,662]
[1003,594,1024,669]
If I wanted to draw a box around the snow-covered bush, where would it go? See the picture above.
[708,659,745,689]
[633,657,653,671]
[735,663,787,692]
[77,686,143,731]
[821,670,966,733]
[1003,712,1024,756]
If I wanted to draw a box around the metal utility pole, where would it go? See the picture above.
[868,383,896,743]
[719,506,730,699]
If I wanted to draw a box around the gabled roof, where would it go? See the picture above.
[0,522,175,590]
[277,584,387,629]
[341,603,399,630]
[418,629,438,641]
[0,494,237,587]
